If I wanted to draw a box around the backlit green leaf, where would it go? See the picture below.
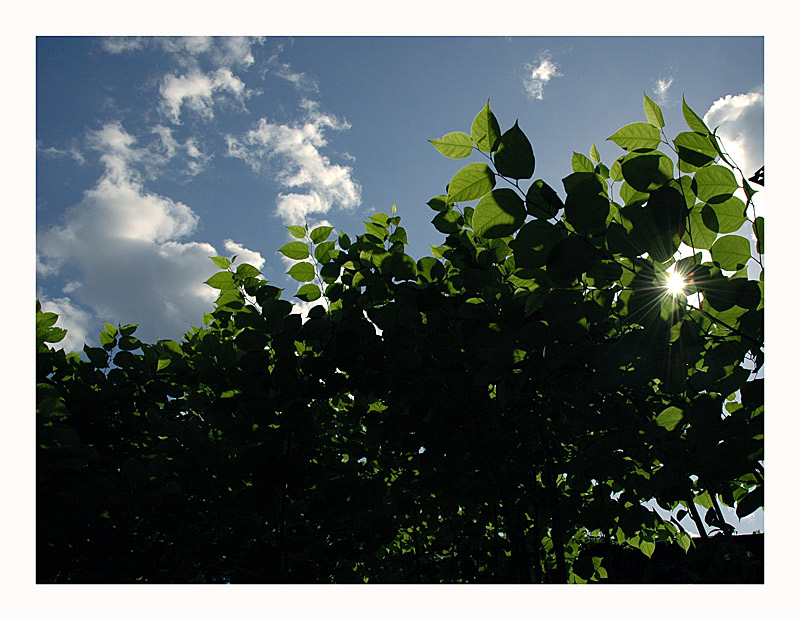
[278,241,309,261]
[683,97,710,135]
[526,179,563,219]
[694,165,738,202]
[447,162,496,203]
[287,225,307,239]
[210,256,231,269]
[701,196,747,234]
[683,206,717,250]
[494,121,535,179]
[711,235,751,271]
[287,262,316,282]
[674,131,717,170]
[471,100,501,153]
[472,189,526,239]
[429,131,474,159]
[607,122,661,152]
[572,152,594,173]
[590,143,601,162]
[620,151,673,192]
[310,226,334,244]
[754,216,764,254]
[295,283,322,302]
[656,406,684,431]
[643,92,665,128]
[205,271,237,290]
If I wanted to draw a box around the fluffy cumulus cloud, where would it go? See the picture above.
[523,51,562,100]
[37,122,264,349]
[704,90,764,181]
[226,100,361,223]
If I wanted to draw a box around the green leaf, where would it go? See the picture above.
[235,328,269,352]
[205,271,237,290]
[590,143,601,163]
[674,131,717,170]
[210,256,231,270]
[694,165,739,202]
[494,121,535,179]
[278,241,310,261]
[735,486,763,519]
[643,92,665,128]
[700,196,747,234]
[432,209,462,234]
[609,159,624,182]
[607,122,661,152]
[754,216,764,254]
[526,180,563,219]
[639,540,656,558]
[99,330,117,350]
[295,283,322,302]
[118,335,142,351]
[447,162,496,203]
[471,100,501,153]
[620,151,673,192]
[571,152,594,173]
[711,235,751,271]
[287,262,316,282]
[427,195,449,212]
[236,263,261,279]
[472,189,526,239]
[563,173,610,235]
[310,226,334,244]
[683,206,717,250]
[655,406,684,431]
[156,358,172,372]
[429,131,474,159]
[85,344,109,368]
[315,241,336,263]
[287,225,307,239]
[683,97,710,135]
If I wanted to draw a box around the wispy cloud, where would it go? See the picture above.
[273,62,319,93]
[103,36,264,69]
[653,76,674,105]
[226,99,361,224]
[523,51,562,100]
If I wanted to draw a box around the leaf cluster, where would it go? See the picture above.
[36,96,763,583]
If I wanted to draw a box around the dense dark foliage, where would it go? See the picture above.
[37,97,763,583]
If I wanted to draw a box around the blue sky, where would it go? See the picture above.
[36,36,765,354]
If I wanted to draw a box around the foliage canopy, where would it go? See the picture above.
[37,95,763,583]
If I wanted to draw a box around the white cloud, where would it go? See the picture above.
[103,36,264,69]
[38,294,96,353]
[654,76,674,105]
[151,125,211,176]
[704,90,764,180]
[226,100,361,224]
[224,239,266,271]
[274,62,319,92]
[159,68,248,124]
[37,122,262,349]
[523,51,562,100]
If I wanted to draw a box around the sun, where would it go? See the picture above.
[665,270,685,296]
